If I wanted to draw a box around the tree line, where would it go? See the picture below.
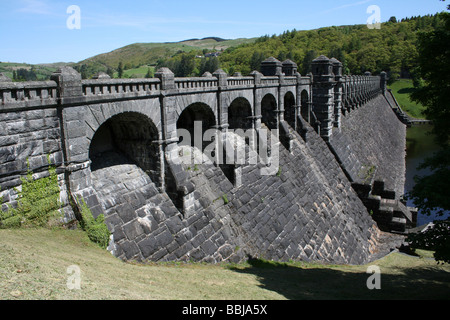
[155,14,444,82]
[12,68,38,81]
[17,13,446,82]
[405,1,449,264]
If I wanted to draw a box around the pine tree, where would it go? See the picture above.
[106,67,114,78]
[145,67,153,78]
[118,62,123,78]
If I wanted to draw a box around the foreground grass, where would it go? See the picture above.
[0,228,449,300]
[388,79,427,120]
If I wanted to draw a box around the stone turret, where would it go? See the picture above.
[330,58,343,129]
[92,72,111,79]
[282,59,298,76]
[260,57,282,76]
[50,66,83,104]
[311,55,333,80]
[380,71,387,95]
[155,67,175,90]
[311,55,335,140]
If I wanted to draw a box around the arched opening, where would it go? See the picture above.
[284,91,296,129]
[176,102,236,185]
[228,97,253,130]
[177,102,216,152]
[226,98,254,186]
[261,94,278,130]
[300,90,310,124]
[89,112,160,185]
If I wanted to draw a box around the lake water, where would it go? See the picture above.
[404,123,449,226]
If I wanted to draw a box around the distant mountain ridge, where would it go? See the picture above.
[75,37,256,72]
[177,37,229,43]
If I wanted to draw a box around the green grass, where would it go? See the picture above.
[114,65,155,79]
[388,79,427,120]
[1,228,449,300]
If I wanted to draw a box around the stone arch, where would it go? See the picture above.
[284,91,296,129]
[228,97,253,130]
[300,90,310,123]
[176,101,238,186]
[89,111,161,185]
[176,102,216,151]
[173,93,218,127]
[261,93,278,130]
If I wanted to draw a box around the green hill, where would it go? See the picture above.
[74,37,256,78]
[2,14,445,81]
[1,38,256,81]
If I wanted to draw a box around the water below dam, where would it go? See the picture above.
[404,123,449,226]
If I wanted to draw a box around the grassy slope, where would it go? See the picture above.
[116,65,155,79]
[1,38,256,80]
[1,228,449,300]
[79,38,256,70]
[388,79,427,120]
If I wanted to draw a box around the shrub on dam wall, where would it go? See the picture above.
[78,196,111,249]
[0,157,110,249]
[0,157,61,228]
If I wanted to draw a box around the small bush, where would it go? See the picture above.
[0,161,62,228]
[222,194,229,204]
[78,197,111,249]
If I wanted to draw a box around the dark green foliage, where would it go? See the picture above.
[407,219,450,264]
[145,67,153,78]
[199,57,219,75]
[117,62,124,78]
[158,14,442,77]
[78,197,110,249]
[301,50,318,75]
[410,12,450,146]
[176,53,196,77]
[407,147,450,217]
[13,68,38,81]
[389,16,398,24]
[106,67,114,78]
[406,4,450,265]
[73,63,107,79]
[406,10,450,218]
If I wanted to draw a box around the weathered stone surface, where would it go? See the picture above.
[0,62,407,266]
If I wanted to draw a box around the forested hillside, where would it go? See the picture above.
[157,14,444,82]
[2,14,444,81]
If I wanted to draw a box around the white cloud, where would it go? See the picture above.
[321,0,372,14]
[81,13,296,30]
[17,0,53,15]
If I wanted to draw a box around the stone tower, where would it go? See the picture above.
[260,57,282,76]
[330,58,343,129]
[282,59,298,76]
[311,55,335,141]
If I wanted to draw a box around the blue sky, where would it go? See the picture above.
[0,0,447,64]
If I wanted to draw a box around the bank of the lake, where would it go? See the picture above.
[388,79,427,119]
[405,123,449,226]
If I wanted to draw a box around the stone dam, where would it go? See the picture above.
[0,56,417,265]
